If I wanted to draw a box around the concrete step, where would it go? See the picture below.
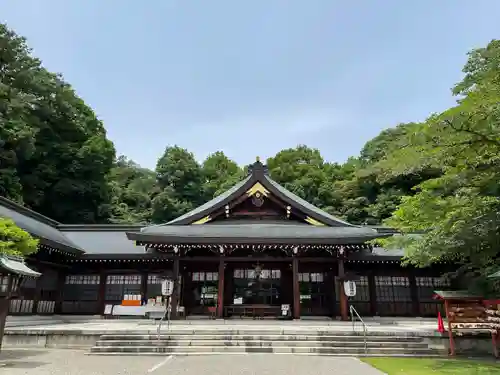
[94,339,429,349]
[89,345,440,355]
[98,334,424,342]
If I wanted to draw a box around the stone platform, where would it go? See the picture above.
[3,315,448,356]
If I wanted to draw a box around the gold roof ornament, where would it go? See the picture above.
[256,156,260,162]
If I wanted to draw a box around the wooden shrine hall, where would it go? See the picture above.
[0,159,452,320]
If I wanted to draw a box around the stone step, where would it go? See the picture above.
[88,352,444,357]
[89,345,439,355]
[99,332,412,337]
[94,339,429,349]
[99,334,424,342]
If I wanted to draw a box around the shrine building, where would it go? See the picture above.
[0,159,452,320]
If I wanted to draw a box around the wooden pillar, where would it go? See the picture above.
[54,270,66,314]
[170,257,180,320]
[338,259,348,321]
[292,257,300,319]
[409,273,420,316]
[97,270,107,315]
[368,273,377,316]
[217,257,225,318]
[32,269,43,314]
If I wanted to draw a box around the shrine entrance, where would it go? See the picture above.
[224,263,292,319]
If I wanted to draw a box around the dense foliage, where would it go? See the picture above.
[0,24,115,224]
[376,39,500,294]
[2,23,500,291]
[0,218,38,257]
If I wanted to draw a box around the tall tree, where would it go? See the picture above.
[267,145,336,209]
[202,151,243,199]
[0,23,116,224]
[107,156,157,224]
[152,146,204,223]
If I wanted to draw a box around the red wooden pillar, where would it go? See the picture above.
[338,259,348,321]
[292,257,300,319]
[217,257,225,318]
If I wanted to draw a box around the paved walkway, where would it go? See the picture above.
[0,349,386,375]
[5,315,439,336]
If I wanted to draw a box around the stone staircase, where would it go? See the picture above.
[89,328,445,356]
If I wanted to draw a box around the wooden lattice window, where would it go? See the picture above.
[65,275,100,285]
[233,269,281,279]
[375,276,411,302]
[105,274,141,301]
[416,277,450,301]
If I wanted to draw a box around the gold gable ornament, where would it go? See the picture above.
[246,182,270,197]
[192,215,212,225]
[305,216,326,226]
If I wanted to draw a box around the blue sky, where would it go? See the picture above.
[3,1,500,169]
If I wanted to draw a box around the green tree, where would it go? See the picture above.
[202,151,243,199]
[267,145,337,209]
[0,218,39,351]
[0,218,38,257]
[0,23,116,224]
[107,156,158,224]
[377,39,500,294]
[152,146,204,223]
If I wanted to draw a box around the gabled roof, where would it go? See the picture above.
[0,197,84,255]
[154,159,359,227]
[130,159,388,245]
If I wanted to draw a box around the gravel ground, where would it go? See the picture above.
[0,349,385,375]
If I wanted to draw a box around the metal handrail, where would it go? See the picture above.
[349,305,368,354]
[157,297,171,340]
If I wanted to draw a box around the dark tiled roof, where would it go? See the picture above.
[0,197,84,255]
[130,222,387,245]
[371,246,405,257]
[59,226,145,255]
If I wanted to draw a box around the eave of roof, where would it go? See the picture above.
[58,224,144,232]
[129,223,390,245]
[0,197,84,256]
[0,255,41,278]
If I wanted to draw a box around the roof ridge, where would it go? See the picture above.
[0,196,61,227]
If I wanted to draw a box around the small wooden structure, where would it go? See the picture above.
[434,290,500,357]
